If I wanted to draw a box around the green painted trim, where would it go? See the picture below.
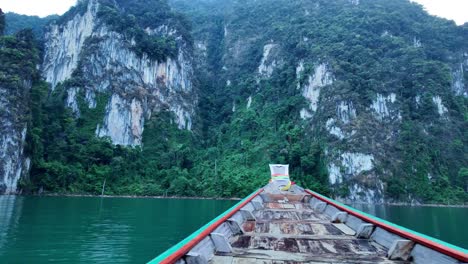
[308,190,468,253]
[146,189,261,264]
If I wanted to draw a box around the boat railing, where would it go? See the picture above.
[304,189,468,262]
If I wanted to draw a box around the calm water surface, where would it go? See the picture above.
[0,195,466,264]
[351,203,468,249]
[0,196,236,264]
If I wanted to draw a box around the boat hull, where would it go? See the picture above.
[148,184,468,264]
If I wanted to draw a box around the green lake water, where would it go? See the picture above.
[0,195,466,264]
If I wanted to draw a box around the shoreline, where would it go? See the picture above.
[345,201,468,208]
[4,193,467,207]
[13,193,243,201]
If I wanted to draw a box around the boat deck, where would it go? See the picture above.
[150,184,467,264]
[210,189,406,264]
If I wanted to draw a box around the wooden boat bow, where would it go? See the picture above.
[148,184,468,264]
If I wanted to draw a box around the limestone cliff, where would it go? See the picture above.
[2,0,467,201]
[42,0,196,146]
[0,30,36,194]
[0,84,31,194]
[172,0,468,203]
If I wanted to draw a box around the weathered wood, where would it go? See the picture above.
[211,255,233,264]
[211,232,233,253]
[356,223,375,239]
[232,258,258,264]
[387,240,415,260]
[410,244,461,264]
[253,222,343,236]
[186,251,208,264]
[332,223,356,236]
[294,203,306,210]
[189,236,215,263]
[257,208,316,213]
[227,219,243,235]
[213,222,234,240]
[266,193,306,202]
[255,219,332,224]
[175,259,186,264]
[324,205,340,218]
[331,212,347,223]
[254,209,328,222]
[282,204,295,209]
[259,193,272,203]
[301,194,312,203]
[242,202,255,212]
[371,227,404,249]
[345,214,365,232]
[314,202,327,213]
[240,209,256,221]
[159,184,462,264]
[230,211,245,226]
[229,248,395,263]
[251,200,263,210]
[240,233,355,240]
[309,197,320,207]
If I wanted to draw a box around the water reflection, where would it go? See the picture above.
[64,198,123,263]
[79,221,131,263]
[0,195,23,253]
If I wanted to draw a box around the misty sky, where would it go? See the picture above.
[1,0,467,25]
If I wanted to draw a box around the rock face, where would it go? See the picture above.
[258,43,279,78]
[452,62,466,97]
[298,63,334,119]
[41,0,196,146]
[169,0,467,202]
[0,28,36,194]
[42,0,98,89]
[3,0,466,200]
[0,82,31,194]
[370,93,400,121]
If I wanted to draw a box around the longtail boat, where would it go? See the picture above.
[148,165,468,264]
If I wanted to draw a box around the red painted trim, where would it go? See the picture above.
[160,188,264,264]
[304,189,468,262]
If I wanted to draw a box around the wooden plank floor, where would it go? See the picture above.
[211,199,409,264]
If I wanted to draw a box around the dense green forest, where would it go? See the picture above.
[170,0,468,203]
[9,0,329,199]
[2,0,467,203]
[96,0,187,60]
[4,13,58,39]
